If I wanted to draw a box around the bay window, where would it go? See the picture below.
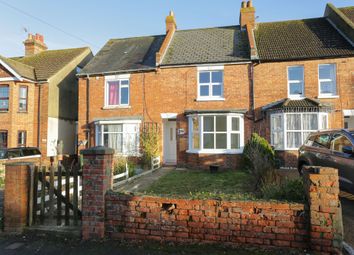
[105,75,130,107]
[188,114,244,153]
[319,64,336,97]
[271,112,328,150]
[95,121,140,155]
[288,66,304,98]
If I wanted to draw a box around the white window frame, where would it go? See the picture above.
[104,74,130,108]
[318,64,337,98]
[270,112,328,151]
[95,119,141,156]
[187,113,244,154]
[197,66,225,101]
[287,66,305,99]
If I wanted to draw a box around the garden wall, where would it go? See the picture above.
[105,194,307,249]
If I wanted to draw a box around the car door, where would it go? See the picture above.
[329,132,354,193]
[311,133,332,166]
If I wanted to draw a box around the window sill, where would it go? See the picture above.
[317,95,339,99]
[186,149,243,155]
[0,110,9,113]
[102,105,131,110]
[17,111,28,114]
[288,96,305,100]
[196,97,225,102]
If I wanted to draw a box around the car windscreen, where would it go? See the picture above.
[22,148,41,157]
[7,149,22,158]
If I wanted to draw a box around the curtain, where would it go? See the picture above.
[108,82,119,105]
[303,114,318,130]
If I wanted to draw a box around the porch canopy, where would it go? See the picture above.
[262,98,332,113]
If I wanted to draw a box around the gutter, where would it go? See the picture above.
[77,68,157,78]
[86,75,90,148]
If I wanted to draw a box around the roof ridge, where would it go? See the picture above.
[10,47,90,60]
[258,17,324,26]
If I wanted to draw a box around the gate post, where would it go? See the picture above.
[81,146,114,240]
[303,167,343,254]
[4,162,33,233]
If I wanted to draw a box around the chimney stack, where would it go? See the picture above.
[165,11,177,33]
[23,33,48,57]
[240,0,256,29]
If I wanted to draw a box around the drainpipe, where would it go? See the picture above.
[37,84,41,148]
[86,75,90,148]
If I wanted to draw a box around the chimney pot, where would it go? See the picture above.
[241,1,246,8]
[165,10,177,33]
[247,0,253,8]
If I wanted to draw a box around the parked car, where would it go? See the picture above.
[0,147,41,160]
[298,129,354,193]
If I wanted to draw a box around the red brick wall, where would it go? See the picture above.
[105,194,307,249]
[78,64,251,169]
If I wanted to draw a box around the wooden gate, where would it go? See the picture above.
[29,162,82,226]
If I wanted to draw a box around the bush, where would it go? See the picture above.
[140,128,160,168]
[242,133,276,190]
[113,156,136,177]
[261,178,305,203]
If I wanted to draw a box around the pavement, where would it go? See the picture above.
[341,197,354,249]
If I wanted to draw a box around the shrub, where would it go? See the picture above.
[242,133,276,190]
[140,128,160,168]
[113,156,136,177]
[261,178,305,203]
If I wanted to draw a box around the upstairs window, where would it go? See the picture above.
[19,86,28,112]
[319,64,336,97]
[198,66,224,100]
[288,66,304,98]
[105,75,130,107]
[0,131,7,148]
[18,131,26,147]
[0,85,9,111]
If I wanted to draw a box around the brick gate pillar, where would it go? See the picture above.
[4,162,33,233]
[304,167,343,254]
[81,146,114,240]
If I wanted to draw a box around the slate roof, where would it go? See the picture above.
[339,7,354,23]
[262,98,332,112]
[79,36,165,76]
[161,26,250,66]
[0,55,36,80]
[255,18,354,61]
[12,47,90,81]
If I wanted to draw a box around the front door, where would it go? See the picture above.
[163,120,177,165]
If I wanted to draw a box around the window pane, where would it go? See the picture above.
[286,114,301,130]
[215,116,227,131]
[0,132,8,148]
[287,132,302,148]
[200,85,209,96]
[289,82,303,95]
[0,86,9,98]
[104,133,123,153]
[121,80,129,86]
[192,117,199,150]
[271,115,282,131]
[232,117,240,131]
[19,99,27,111]
[314,134,331,148]
[19,87,27,98]
[288,66,303,81]
[104,124,123,132]
[199,72,210,83]
[303,114,318,130]
[231,134,240,149]
[212,71,223,83]
[331,134,352,153]
[203,116,214,132]
[320,81,335,94]
[216,134,227,149]
[124,133,138,154]
[121,87,129,105]
[203,134,214,149]
[108,81,119,105]
[321,115,328,130]
[272,131,284,150]
[319,64,335,80]
[212,84,222,96]
[0,100,9,110]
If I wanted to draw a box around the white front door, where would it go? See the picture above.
[163,120,177,165]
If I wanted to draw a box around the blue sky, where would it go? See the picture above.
[0,0,352,57]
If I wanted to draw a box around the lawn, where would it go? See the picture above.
[143,170,256,200]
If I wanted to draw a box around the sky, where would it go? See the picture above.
[0,0,352,57]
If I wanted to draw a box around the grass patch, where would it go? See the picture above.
[143,170,256,200]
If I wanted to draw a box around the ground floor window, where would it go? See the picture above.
[0,130,7,148]
[271,112,328,150]
[188,113,244,154]
[95,121,140,155]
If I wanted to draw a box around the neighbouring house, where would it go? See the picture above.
[77,1,353,169]
[0,33,93,160]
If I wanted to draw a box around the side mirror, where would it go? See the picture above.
[342,146,354,155]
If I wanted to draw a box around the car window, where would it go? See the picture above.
[0,149,6,159]
[313,134,331,148]
[22,148,41,157]
[331,133,353,154]
[7,149,22,158]
[304,134,316,146]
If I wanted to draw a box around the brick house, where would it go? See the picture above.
[0,33,92,159]
[77,2,353,169]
